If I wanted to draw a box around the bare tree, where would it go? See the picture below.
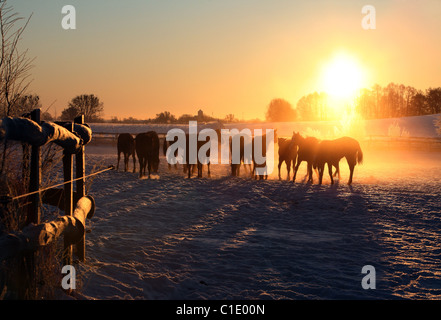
[0,1,34,117]
[426,87,441,115]
[65,94,104,122]
[13,94,41,115]
[0,1,34,174]
[266,98,297,122]
[60,105,80,120]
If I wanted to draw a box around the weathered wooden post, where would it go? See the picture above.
[74,115,86,261]
[28,109,41,225]
[20,109,42,298]
[21,143,30,192]
[63,121,74,266]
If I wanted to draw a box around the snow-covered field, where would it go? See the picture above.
[78,139,441,300]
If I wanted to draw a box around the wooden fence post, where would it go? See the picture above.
[74,115,86,261]
[63,122,74,266]
[28,109,41,225]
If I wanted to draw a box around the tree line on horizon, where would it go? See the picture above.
[108,110,240,124]
[267,83,441,122]
[0,93,104,123]
[2,83,440,124]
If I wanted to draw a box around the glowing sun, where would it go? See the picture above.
[321,53,365,100]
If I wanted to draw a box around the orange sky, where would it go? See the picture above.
[13,0,441,120]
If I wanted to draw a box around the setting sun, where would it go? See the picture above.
[321,53,366,100]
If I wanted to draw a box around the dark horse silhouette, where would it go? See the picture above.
[230,134,252,177]
[184,133,212,178]
[117,133,136,172]
[163,135,179,170]
[252,133,273,180]
[290,132,320,183]
[135,131,160,178]
[313,136,363,185]
[278,137,297,180]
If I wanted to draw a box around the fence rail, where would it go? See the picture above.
[365,135,441,149]
[0,109,101,271]
[0,195,95,262]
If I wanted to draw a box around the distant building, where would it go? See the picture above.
[197,109,204,121]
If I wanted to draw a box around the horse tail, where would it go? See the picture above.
[356,144,363,165]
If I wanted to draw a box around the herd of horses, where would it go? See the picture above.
[280,132,363,185]
[116,131,363,185]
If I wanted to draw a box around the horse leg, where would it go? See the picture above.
[286,160,291,180]
[278,160,282,180]
[147,160,151,178]
[317,163,323,184]
[132,152,136,173]
[345,155,356,185]
[293,161,300,182]
[124,153,128,172]
[139,157,143,178]
[188,164,192,178]
[307,162,313,183]
[317,167,321,184]
[292,159,298,181]
[198,163,202,178]
[328,162,334,184]
[117,151,121,171]
[333,162,340,179]
[348,162,355,185]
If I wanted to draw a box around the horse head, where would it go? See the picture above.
[291,131,303,145]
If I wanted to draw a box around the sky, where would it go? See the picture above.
[11,0,441,120]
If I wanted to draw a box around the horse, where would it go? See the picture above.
[135,131,160,178]
[313,136,363,185]
[163,135,179,170]
[277,137,297,180]
[184,133,212,178]
[252,132,273,180]
[117,133,136,173]
[230,134,252,177]
[290,132,320,183]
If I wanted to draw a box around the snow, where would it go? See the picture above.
[77,133,441,299]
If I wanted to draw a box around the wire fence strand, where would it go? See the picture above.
[8,165,115,201]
